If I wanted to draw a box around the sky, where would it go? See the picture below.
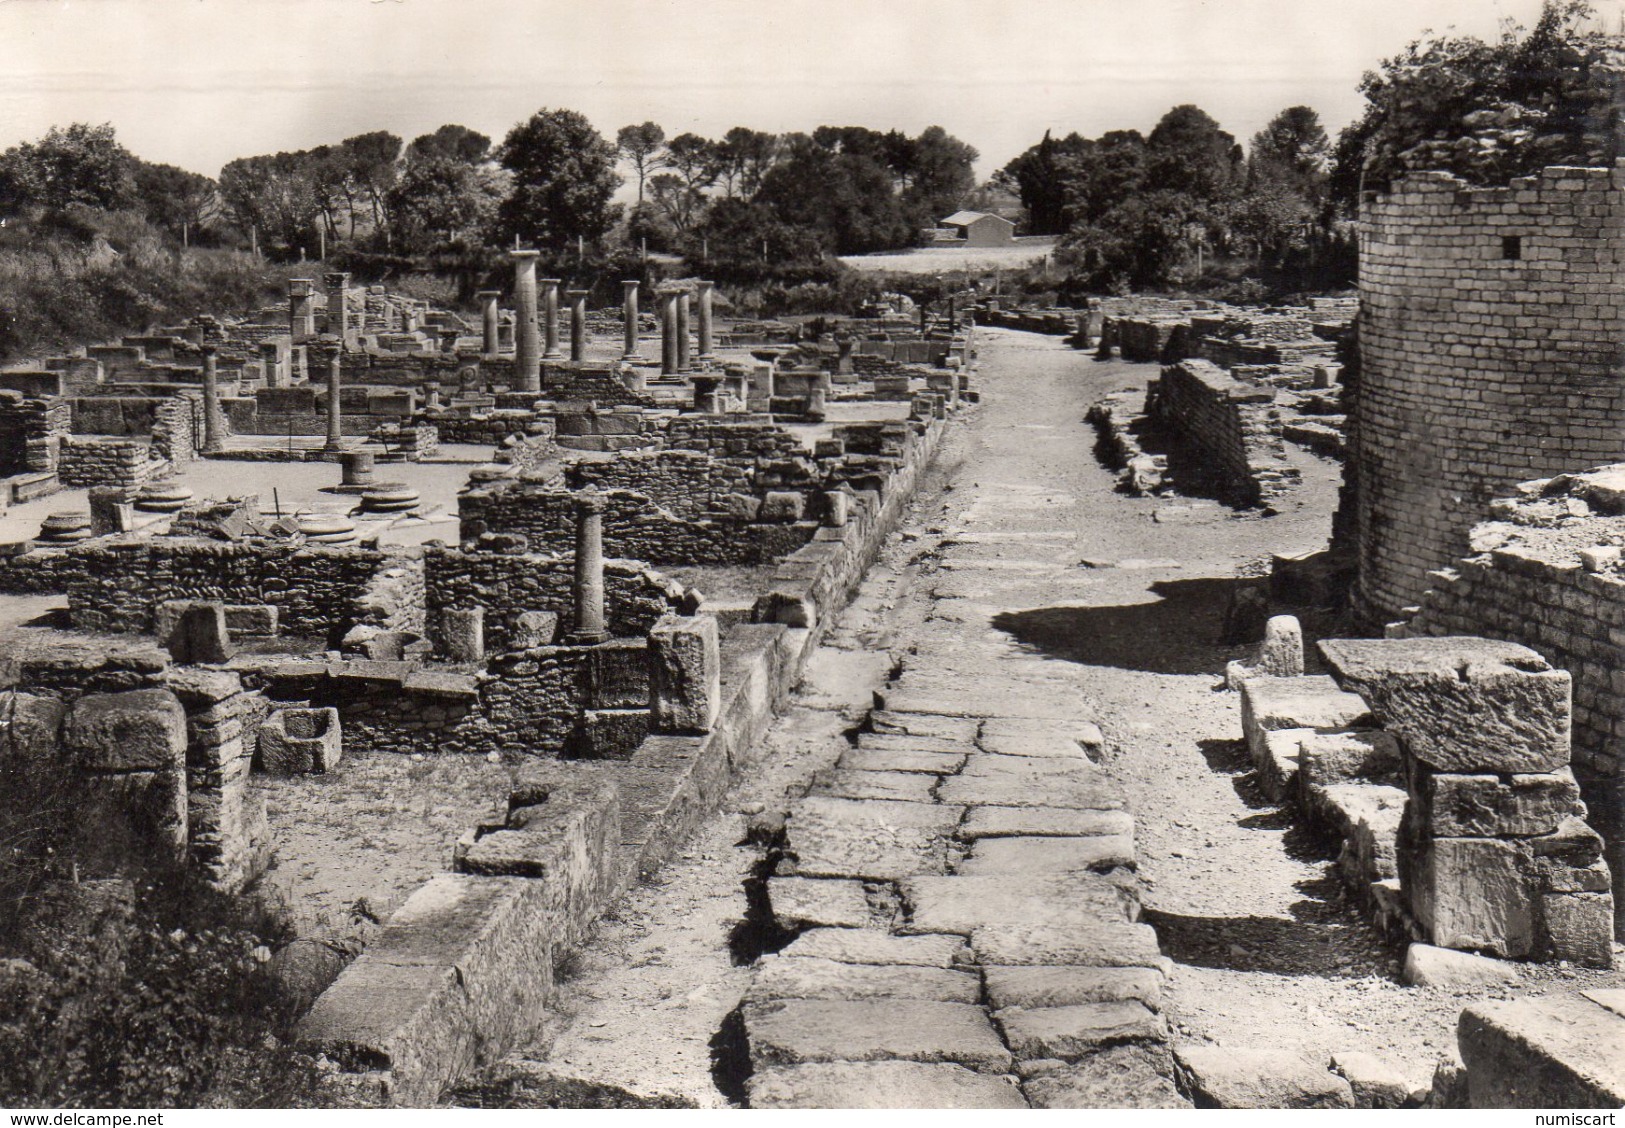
[1,0,1613,186]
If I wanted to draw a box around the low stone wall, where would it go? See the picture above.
[66,538,388,639]
[57,436,163,489]
[293,379,959,1106]
[0,393,69,477]
[1145,360,1296,506]
[423,547,685,654]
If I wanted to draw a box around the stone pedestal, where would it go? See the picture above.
[289,278,317,340]
[324,271,351,342]
[477,289,502,356]
[649,614,720,733]
[570,491,609,645]
[541,278,563,360]
[88,486,134,536]
[258,341,285,388]
[511,251,541,392]
[621,280,642,359]
[341,450,375,487]
[567,289,589,363]
[442,607,485,663]
[835,333,855,376]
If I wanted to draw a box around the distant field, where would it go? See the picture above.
[839,238,1059,275]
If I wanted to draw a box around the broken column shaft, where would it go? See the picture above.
[676,289,692,371]
[696,280,715,359]
[621,280,641,359]
[570,491,609,645]
[567,289,589,363]
[324,349,345,452]
[324,271,350,342]
[511,251,541,392]
[200,345,225,454]
[477,289,502,356]
[660,290,679,376]
[541,278,563,360]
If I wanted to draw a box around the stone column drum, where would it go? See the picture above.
[200,345,225,454]
[621,280,642,359]
[567,289,589,363]
[477,289,502,356]
[511,251,541,393]
[570,490,609,645]
[696,280,716,360]
[541,278,563,360]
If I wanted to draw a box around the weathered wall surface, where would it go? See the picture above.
[1352,164,1625,624]
[1145,359,1295,506]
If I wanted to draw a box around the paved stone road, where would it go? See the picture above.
[740,330,1197,1108]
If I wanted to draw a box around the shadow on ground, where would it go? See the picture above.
[993,577,1255,675]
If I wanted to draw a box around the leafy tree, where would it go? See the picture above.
[388,157,503,253]
[663,133,720,192]
[900,125,978,224]
[497,108,622,251]
[1249,106,1331,195]
[130,161,217,244]
[616,121,667,206]
[996,130,1092,235]
[2,123,137,212]
[756,133,914,254]
[1331,0,1623,208]
[1146,104,1243,203]
[407,124,491,165]
[217,151,319,253]
[338,130,401,238]
[648,171,708,237]
[714,127,779,197]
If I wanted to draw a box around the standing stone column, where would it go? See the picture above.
[200,345,225,454]
[324,349,345,453]
[541,278,563,360]
[696,280,716,360]
[621,280,642,359]
[289,279,316,339]
[676,290,692,371]
[567,289,589,362]
[659,289,679,376]
[323,272,350,341]
[511,250,541,392]
[477,289,502,356]
[569,490,609,645]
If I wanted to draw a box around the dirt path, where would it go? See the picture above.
[484,327,1609,1107]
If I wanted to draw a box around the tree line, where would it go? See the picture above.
[0,111,980,273]
[997,0,1619,295]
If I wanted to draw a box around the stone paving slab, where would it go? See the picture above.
[748,956,981,1004]
[744,999,1014,1072]
[784,796,962,880]
[812,769,939,803]
[959,835,1136,874]
[899,873,1138,935]
[984,965,1164,1011]
[971,922,1164,969]
[747,1061,1028,1109]
[855,731,973,754]
[1022,1046,1190,1109]
[1173,1045,1355,1109]
[869,710,980,740]
[838,747,967,774]
[996,1001,1166,1059]
[877,689,1086,722]
[979,717,1105,758]
[937,772,1125,810]
[960,806,1134,840]
[780,927,971,968]
[767,877,877,930]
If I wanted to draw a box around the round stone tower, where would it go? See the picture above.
[1350,163,1625,626]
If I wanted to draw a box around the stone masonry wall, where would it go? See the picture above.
[1145,359,1295,506]
[1352,164,1625,625]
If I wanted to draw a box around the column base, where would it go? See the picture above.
[542,350,564,361]
[568,630,609,646]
